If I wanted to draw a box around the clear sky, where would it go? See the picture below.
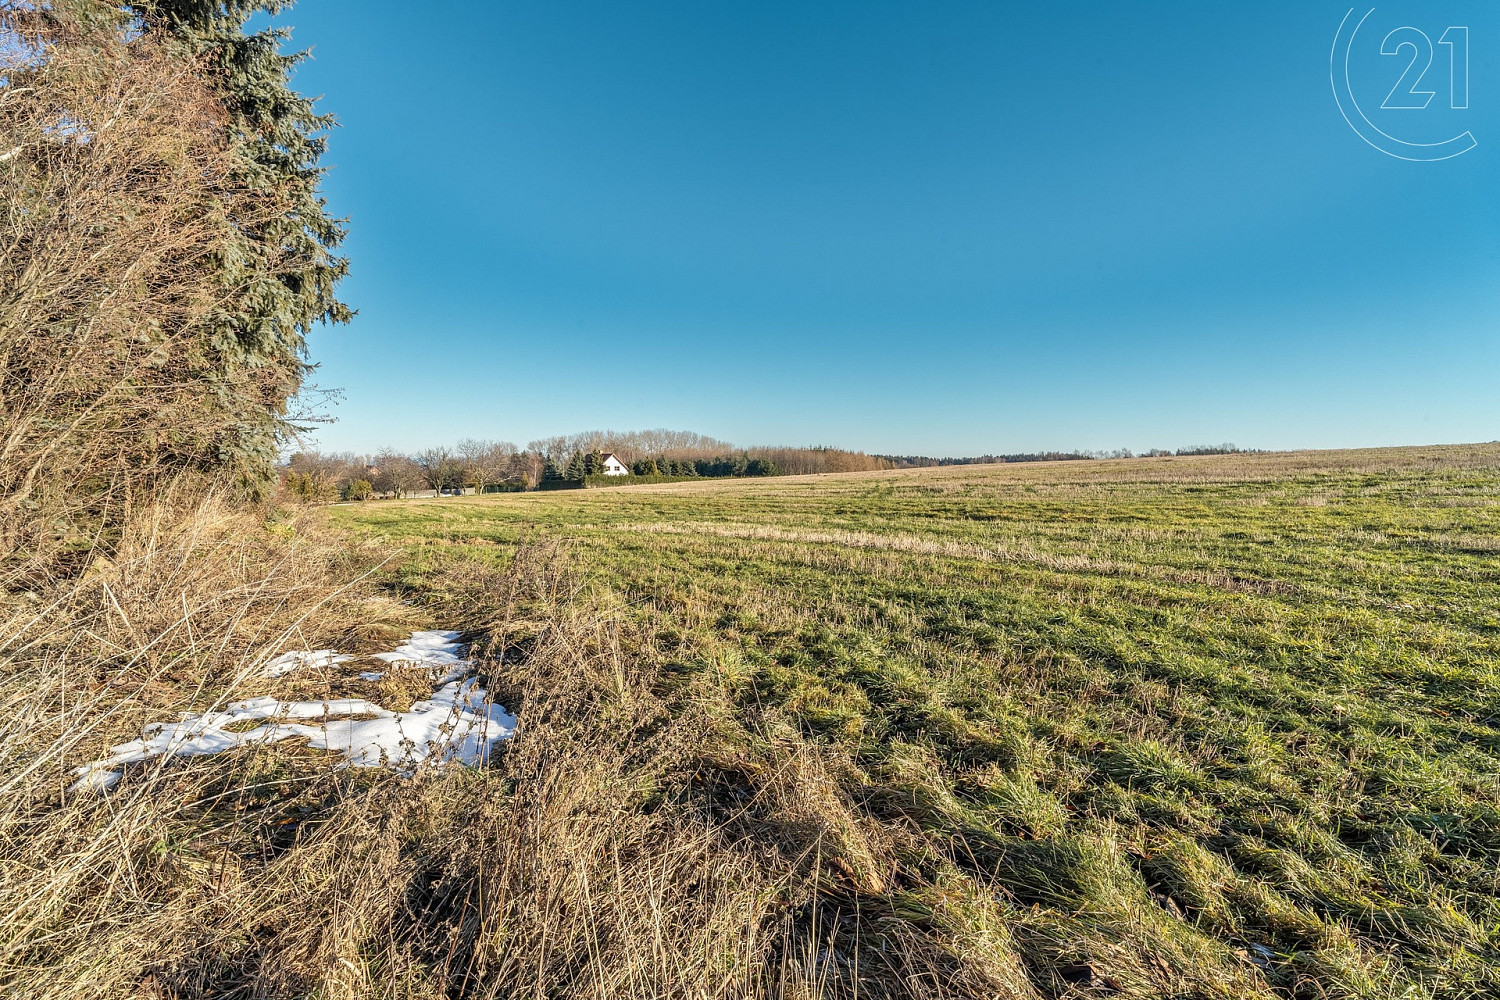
[276,1,1499,456]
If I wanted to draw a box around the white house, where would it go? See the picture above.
[599,452,631,476]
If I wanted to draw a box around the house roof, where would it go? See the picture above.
[598,452,627,464]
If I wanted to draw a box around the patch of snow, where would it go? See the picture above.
[371,630,472,683]
[72,630,515,793]
[262,649,353,678]
[358,671,385,681]
[372,630,467,668]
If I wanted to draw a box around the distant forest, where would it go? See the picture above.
[281,432,1259,502]
[280,431,901,501]
[877,444,1257,468]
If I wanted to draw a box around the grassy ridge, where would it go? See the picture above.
[334,444,1500,997]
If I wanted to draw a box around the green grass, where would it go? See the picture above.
[332,444,1500,998]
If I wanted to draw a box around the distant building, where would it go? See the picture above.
[599,453,630,476]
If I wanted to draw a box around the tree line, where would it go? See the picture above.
[540,452,781,484]
[281,432,902,501]
[284,440,528,502]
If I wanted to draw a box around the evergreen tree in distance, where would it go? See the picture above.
[565,452,588,481]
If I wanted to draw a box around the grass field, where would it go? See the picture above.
[329,444,1500,998]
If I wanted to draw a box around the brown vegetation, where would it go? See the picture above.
[0,6,304,577]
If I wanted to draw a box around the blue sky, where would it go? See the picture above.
[278,1,1499,456]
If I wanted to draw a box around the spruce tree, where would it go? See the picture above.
[131,0,351,489]
[565,452,587,481]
